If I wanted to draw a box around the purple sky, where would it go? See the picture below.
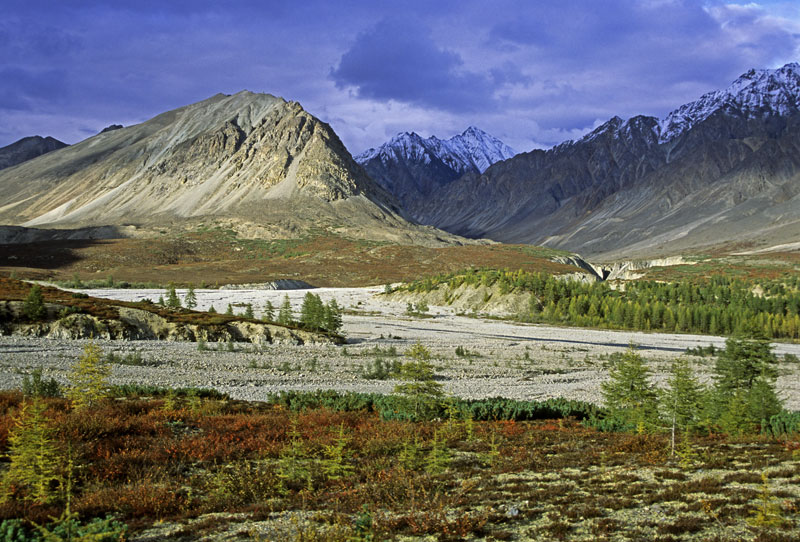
[2,1,799,154]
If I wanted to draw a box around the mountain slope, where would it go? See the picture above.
[0,136,67,170]
[355,127,515,219]
[414,63,800,258]
[0,91,463,246]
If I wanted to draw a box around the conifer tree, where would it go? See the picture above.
[601,346,658,429]
[277,295,293,326]
[393,342,443,420]
[323,299,343,333]
[184,284,197,309]
[244,303,254,320]
[1,399,60,503]
[300,292,325,329]
[262,300,275,322]
[23,285,46,321]
[661,357,704,432]
[67,342,111,410]
[711,335,782,434]
[165,284,181,309]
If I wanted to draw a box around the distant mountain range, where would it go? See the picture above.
[0,92,463,246]
[2,63,798,259]
[406,63,800,258]
[0,136,67,171]
[355,127,515,219]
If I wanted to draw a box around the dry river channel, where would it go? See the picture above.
[2,286,800,409]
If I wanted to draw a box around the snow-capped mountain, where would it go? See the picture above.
[357,126,515,175]
[413,62,800,258]
[567,63,800,148]
[659,62,800,143]
[355,127,515,220]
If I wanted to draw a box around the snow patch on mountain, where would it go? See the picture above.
[356,127,516,174]
[658,62,800,143]
[570,63,800,147]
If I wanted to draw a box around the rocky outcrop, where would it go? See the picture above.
[0,301,338,345]
[551,254,691,281]
[386,270,595,318]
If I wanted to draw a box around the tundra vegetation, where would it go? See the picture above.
[0,340,797,540]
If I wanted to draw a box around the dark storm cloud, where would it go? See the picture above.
[485,0,799,132]
[331,18,497,112]
[1,0,799,152]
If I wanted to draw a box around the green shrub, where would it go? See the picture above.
[22,369,62,399]
[264,390,602,423]
[22,285,46,321]
[361,358,401,380]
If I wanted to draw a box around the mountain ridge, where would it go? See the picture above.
[408,63,800,258]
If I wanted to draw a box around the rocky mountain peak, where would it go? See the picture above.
[355,126,516,220]
[0,91,401,229]
[356,126,515,175]
[0,135,68,171]
[659,62,800,142]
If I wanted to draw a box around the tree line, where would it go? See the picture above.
[405,269,800,339]
[601,336,784,439]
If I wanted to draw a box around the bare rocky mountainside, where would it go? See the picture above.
[355,127,515,220]
[0,91,463,246]
[0,135,67,171]
[402,63,800,259]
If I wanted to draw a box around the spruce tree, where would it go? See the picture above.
[244,303,254,320]
[184,284,197,309]
[601,346,658,430]
[277,295,293,326]
[23,285,46,321]
[262,300,275,322]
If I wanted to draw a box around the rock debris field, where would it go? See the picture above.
[2,286,800,409]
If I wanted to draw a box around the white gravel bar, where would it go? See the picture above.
[2,286,799,409]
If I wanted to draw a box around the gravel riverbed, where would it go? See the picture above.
[3,286,800,408]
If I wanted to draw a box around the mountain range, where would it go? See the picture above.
[404,62,800,258]
[1,63,798,260]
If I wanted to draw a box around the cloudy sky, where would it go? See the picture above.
[2,0,799,154]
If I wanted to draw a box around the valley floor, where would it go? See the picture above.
[2,286,800,409]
